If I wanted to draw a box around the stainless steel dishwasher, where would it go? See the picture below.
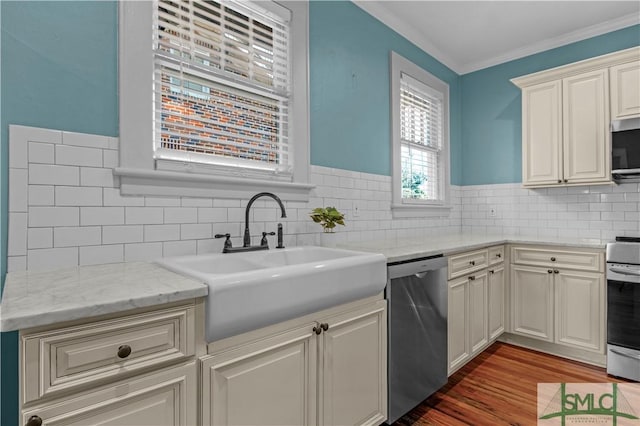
[387,254,448,424]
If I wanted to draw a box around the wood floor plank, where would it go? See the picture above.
[392,342,634,425]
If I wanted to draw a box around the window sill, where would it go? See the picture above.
[391,203,452,219]
[113,168,315,201]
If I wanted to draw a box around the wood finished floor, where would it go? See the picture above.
[393,342,633,426]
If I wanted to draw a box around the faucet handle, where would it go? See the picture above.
[214,233,233,250]
[261,231,276,247]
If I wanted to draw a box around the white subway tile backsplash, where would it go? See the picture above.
[28,228,53,249]
[28,247,78,271]
[102,225,144,244]
[164,207,198,224]
[125,242,163,262]
[126,207,164,224]
[56,186,103,206]
[54,227,102,247]
[56,145,103,167]
[9,168,28,213]
[8,213,27,255]
[29,207,79,227]
[181,223,212,240]
[103,149,119,168]
[103,188,145,207]
[81,207,124,226]
[62,131,111,149]
[144,224,180,242]
[163,240,197,257]
[198,207,227,223]
[80,245,123,266]
[28,186,55,206]
[7,256,27,272]
[145,196,181,207]
[29,164,79,186]
[80,167,118,187]
[28,142,54,164]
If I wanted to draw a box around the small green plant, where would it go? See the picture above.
[310,207,345,233]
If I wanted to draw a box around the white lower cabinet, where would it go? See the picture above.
[509,246,605,355]
[447,246,504,375]
[201,298,387,426]
[22,362,197,426]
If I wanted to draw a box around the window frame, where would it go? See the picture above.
[390,51,451,218]
[117,0,313,201]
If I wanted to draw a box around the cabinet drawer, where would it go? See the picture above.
[448,249,488,279]
[488,245,505,265]
[511,246,603,272]
[22,304,195,404]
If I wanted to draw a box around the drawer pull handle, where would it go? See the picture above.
[496,253,501,258]
[320,323,329,331]
[313,326,322,335]
[469,276,476,281]
[117,345,132,359]
[550,257,556,262]
[489,270,495,274]
[25,416,42,426]
[469,261,475,266]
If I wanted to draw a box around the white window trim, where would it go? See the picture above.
[117,0,313,201]
[390,51,451,218]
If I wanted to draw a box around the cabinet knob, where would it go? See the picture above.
[469,276,476,281]
[489,270,495,274]
[548,269,553,274]
[117,345,132,359]
[313,326,322,335]
[25,416,42,426]
[496,253,502,258]
[469,260,475,266]
[564,179,568,183]
[550,257,556,262]
[557,180,562,183]
[320,323,329,331]
[554,270,559,274]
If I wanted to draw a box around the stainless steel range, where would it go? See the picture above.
[606,236,640,381]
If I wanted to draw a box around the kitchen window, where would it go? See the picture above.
[390,52,450,217]
[118,0,312,200]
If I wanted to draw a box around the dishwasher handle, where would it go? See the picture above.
[388,255,448,279]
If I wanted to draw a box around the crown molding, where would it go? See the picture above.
[352,2,639,76]
[352,0,463,73]
[460,13,640,74]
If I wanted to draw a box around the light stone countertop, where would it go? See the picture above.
[339,233,607,263]
[0,262,207,332]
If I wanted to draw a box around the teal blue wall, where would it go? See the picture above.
[309,1,462,182]
[1,2,118,424]
[460,24,640,185]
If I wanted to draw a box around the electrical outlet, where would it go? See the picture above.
[353,202,361,217]
[489,207,497,218]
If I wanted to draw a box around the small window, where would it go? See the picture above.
[390,52,450,217]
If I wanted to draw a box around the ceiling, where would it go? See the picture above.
[353,1,640,74]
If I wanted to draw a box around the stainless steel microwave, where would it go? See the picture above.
[612,117,640,182]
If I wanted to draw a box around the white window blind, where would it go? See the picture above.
[400,72,443,201]
[153,0,292,175]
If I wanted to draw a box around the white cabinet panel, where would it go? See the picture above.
[562,69,610,183]
[469,271,488,354]
[488,265,505,341]
[611,61,640,119]
[448,276,470,375]
[511,265,554,342]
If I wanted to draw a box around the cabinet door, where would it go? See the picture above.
[22,362,196,426]
[511,265,554,342]
[562,69,610,184]
[201,325,317,426]
[555,270,604,353]
[522,80,562,186]
[448,276,469,375]
[488,265,505,341]
[610,61,640,119]
[468,271,489,355]
[319,301,387,426]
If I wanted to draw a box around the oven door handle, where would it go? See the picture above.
[610,348,640,360]
[609,267,640,277]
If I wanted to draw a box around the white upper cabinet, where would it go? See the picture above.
[562,69,610,184]
[512,46,639,188]
[610,61,640,119]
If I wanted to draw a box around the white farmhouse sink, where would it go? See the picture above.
[156,246,387,342]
